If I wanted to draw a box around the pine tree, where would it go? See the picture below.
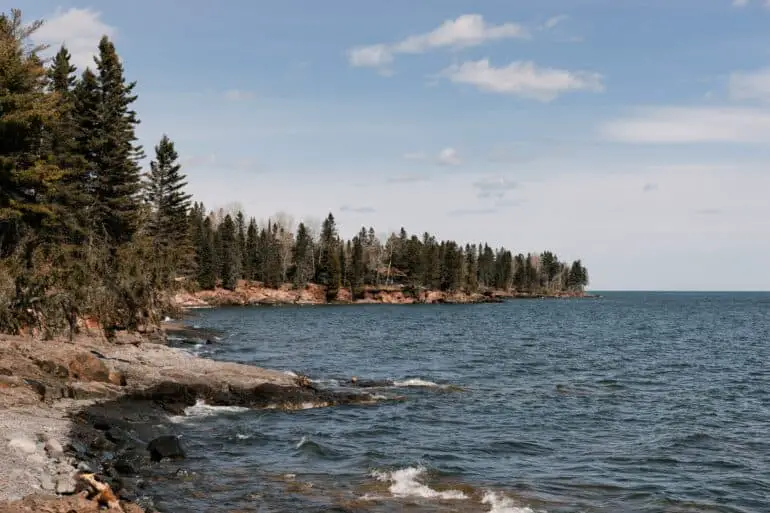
[351,235,365,299]
[145,136,191,242]
[244,218,258,280]
[292,222,313,288]
[465,244,479,293]
[316,213,337,286]
[90,36,144,245]
[218,214,239,290]
[197,217,217,289]
[0,10,62,256]
[235,211,246,278]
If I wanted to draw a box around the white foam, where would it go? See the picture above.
[235,433,251,440]
[482,492,536,513]
[181,399,249,418]
[296,435,309,449]
[372,467,468,500]
[393,378,442,388]
[283,370,299,377]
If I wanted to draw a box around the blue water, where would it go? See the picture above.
[153,292,770,513]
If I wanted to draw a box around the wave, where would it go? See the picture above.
[393,378,443,388]
[482,491,536,513]
[371,466,468,500]
[169,399,250,422]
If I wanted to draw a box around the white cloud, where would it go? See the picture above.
[543,15,568,30]
[32,8,116,71]
[440,59,604,101]
[600,107,770,143]
[224,89,255,101]
[436,147,462,166]
[348,14,528,71]
[729,68,770,102]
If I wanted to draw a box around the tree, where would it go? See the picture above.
[292,222,313,288]
[218,215,239,290]
[351,235,365,299]
[244,218,258,280]
[89,36,144,245]
[144,135,192,272]
[0,9,62,256]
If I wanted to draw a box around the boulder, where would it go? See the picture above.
[147,435,186,462]
[68,353,110,383]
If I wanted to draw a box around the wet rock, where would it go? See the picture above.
[68,352,110,382]
[8,437,37,454]
[147,435,186,462]
[113,450,147,475]
[45,438,64,459]
[68,440,88,457]
[56,474,77,494]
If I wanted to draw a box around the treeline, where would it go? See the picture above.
[190,208,588,301]
[0,9,587,337]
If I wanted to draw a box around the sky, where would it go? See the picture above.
[15,0,770,291]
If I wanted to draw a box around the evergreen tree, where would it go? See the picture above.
[90,36,144,245]
[145,135,191,249]
[0,10,62,256]
[196,217,217,289]
[235,211,246,278]
[464,244,479,293]
[292,222,313,288]
[218,214,239,290]
[351,235,365,299]
[244,218,258,280]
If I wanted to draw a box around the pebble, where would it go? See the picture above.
[77,461,93,472]
[44,438,64,459]
[8,437,37,454]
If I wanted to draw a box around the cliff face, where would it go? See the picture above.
[173,281,585,308]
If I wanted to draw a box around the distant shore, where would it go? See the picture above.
[173,281,592,309]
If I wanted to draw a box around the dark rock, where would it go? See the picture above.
[113,449,148,475]
[106,427,126,444]
[0,367,12,376]
[147,435,186,462]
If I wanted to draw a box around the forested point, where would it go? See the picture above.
[0,9,588,337]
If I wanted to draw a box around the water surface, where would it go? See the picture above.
[153,292,770,512]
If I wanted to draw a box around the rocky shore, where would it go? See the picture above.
[174,281,586,308]
[0,327,390,513]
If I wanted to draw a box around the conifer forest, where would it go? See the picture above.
[0,9,588,336]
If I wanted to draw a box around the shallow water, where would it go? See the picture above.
[153,292,770,512]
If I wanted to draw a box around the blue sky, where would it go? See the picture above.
[18,0,770,290]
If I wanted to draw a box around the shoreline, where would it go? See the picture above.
[0,325,396,513]
[173,281,593,309]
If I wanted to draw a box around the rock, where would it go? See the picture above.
[113,450,147,475]
[68,352,110,382]
[77,461,94,472]
[45,438,64,459]
[108,369,127,386]
[147,435,186,462]
[56,474,77,494]
[40,473,55,491]
[8,437,37,454]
